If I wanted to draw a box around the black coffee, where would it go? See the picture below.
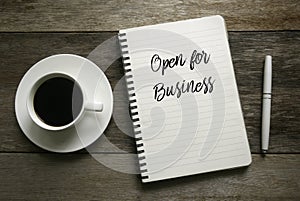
[33,77,83,127]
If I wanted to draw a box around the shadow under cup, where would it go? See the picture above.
[28,73,84,130]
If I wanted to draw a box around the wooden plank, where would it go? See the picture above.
[0,0,299,32]
[0,32,299,153]
[0,153,299,200]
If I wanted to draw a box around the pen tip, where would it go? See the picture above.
[262,150,267,154]
[266,55,272,59]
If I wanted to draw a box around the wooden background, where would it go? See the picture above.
[0,0,299,200]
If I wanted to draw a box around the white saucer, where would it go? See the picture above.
[15,54,113,153]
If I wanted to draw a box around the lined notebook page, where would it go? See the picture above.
[120,15,251,182]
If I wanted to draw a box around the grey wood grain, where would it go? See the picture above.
[0,32,299,153]
[230,31,300,153]
[0,0,299,32]
[0,153,299,200]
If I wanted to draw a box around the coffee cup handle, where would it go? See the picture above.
[85,102,103,112]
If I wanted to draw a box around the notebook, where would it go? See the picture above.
[118,15,251,183]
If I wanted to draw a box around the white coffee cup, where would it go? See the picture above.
[27,72,103,131]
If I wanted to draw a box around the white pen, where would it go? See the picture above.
[262,55,272,154]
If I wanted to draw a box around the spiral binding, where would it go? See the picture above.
[118,31,149,182]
